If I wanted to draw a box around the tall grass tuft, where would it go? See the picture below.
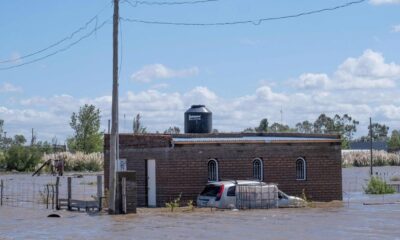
[342,150,400,167]
[42,152,103,172]
[364,176,396,194]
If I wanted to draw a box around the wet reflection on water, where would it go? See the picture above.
[1,167,400,240]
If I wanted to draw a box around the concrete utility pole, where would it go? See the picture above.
[109,0,119,214]
[369,117,373,176]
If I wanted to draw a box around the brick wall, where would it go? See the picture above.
[104,134,342,207]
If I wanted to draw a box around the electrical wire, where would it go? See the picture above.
[0,18,112,71]
[122,0,219,7]
[121,0,366,26]
[0,1,112,64]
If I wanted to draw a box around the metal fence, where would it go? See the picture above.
[236,183,278,209]
[0,174,103,211]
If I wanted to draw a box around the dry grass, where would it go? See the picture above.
[342,150,400,167]
[42,152,103,172]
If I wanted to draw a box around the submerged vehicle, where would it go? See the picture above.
[197,180,305,209]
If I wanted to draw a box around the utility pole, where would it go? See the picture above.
[31,128,35,146]
[109,0,119,214]
[108,119,111,134]
[369,117,373,176]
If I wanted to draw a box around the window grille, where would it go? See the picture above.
[208,159,218,181]
[296,157,306,180]
[252,158,263,181]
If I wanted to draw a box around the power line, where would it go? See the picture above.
[0,18,112,71]
[121,0,366,26]
[123,0,219,7]
[0,1,112,64]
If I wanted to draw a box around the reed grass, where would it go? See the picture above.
[342,150,400,167]
[42,152,103,172]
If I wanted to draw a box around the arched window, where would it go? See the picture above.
[296,157,306,180]
[208,159,218,182]
[252,158,263,181]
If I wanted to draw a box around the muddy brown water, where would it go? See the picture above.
[1,167,400,240]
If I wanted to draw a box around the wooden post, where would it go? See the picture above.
[1,179,3,206]
[97,175,103,211]
[370,117,373,176]
[121,177,127,214]
[109,0,119,214]
[55,177,60,210]
[67,177,72,211]
[51,185,55,210]
[46,184,50,209]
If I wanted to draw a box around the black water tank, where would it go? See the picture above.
[184,105,212,133]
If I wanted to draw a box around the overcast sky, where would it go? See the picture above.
[1,0,400,142]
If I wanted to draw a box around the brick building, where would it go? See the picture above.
[104,132,342,207]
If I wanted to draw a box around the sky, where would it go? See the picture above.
[1,0,400,143]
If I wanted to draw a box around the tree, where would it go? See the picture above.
[368,123,389,141]
[13,135,27,146]
[133,113,147,134]
[268,122,291,133]
[243,127,256,133]
[256,118,269,132]
[388,130,400,151]
[313,114,334,134]
[295,121,313,133]
[67,104,103,153]
[164,126,180,134]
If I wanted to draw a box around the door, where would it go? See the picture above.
[147,159,156,207]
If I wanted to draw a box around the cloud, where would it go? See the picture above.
[335,49,400,89]
[370,0,400,5]
[294,49,400,90]
[3,50,400,141]
[131,64,199,83]
[0,83,22,93]
[392,24,400,32]
[295,73,330,89]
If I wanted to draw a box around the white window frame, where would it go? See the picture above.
[252,158,263,181]
[207,159,219,182]
[296,157,306,180]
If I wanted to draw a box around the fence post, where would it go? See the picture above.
[97,175,102,211]
[67,177,72,211]
[55,177,60,210]
[121,177,127,214]
[46,184,50,209]
[1,179,3,206]
[51,185,55,210]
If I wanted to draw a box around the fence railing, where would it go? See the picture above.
[0,174,103,211]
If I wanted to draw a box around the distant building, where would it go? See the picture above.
[349,141,388,151]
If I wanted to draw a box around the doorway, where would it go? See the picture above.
[147,159,156,207]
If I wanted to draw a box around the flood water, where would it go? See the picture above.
[1,167,400,240]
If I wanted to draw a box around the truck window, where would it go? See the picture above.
[227,186,236,196]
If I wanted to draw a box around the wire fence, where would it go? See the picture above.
[236,183,278,209]
[0,174,103,210]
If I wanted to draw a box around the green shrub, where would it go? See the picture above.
[165,193,182,212]
[0,151,6,169]
[364,176,396,194]
[3,145,43,172]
